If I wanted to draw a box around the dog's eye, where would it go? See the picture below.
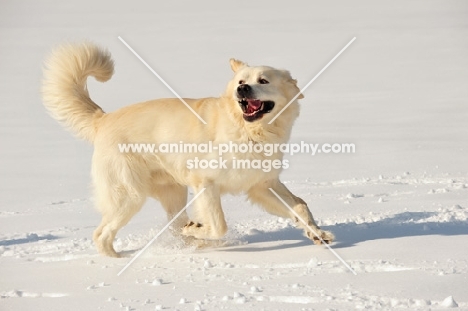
[258,78,269,84]
[238,80,245,85]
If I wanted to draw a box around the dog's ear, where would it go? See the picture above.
[290,79,304,99]
[230,58,247,73]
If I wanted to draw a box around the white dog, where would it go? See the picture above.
[42,42,334,257]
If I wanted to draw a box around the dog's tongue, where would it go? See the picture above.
[246,99,262,113]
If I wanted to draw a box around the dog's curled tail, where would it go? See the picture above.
[42,42,114,142]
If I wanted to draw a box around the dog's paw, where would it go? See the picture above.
[306,229,334,245]
[182,221,205,238]
[181,220,227,240]
[183,221,203,228]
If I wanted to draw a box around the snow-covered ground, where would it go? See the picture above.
[1,1,467,310]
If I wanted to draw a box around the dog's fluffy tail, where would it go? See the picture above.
[42,42,114,143]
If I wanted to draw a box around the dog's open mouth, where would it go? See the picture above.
[238,99,275,122]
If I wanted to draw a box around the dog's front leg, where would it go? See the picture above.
[248,179,334,244]
[182,182,227,240]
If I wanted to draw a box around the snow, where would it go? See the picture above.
[1,0,468,310]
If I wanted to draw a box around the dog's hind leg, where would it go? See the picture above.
[91,155,148,257]
[248,179,334,244]
[150,183,190,235]
[93,187,146,257]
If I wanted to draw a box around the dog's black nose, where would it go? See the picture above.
[237,84,251,98]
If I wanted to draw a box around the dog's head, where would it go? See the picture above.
[226,59,303,124]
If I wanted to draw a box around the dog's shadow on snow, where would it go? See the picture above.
[223,211,468,252]
[222,228,311,252]
[329,210,468,249]
[0,234,59,247]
